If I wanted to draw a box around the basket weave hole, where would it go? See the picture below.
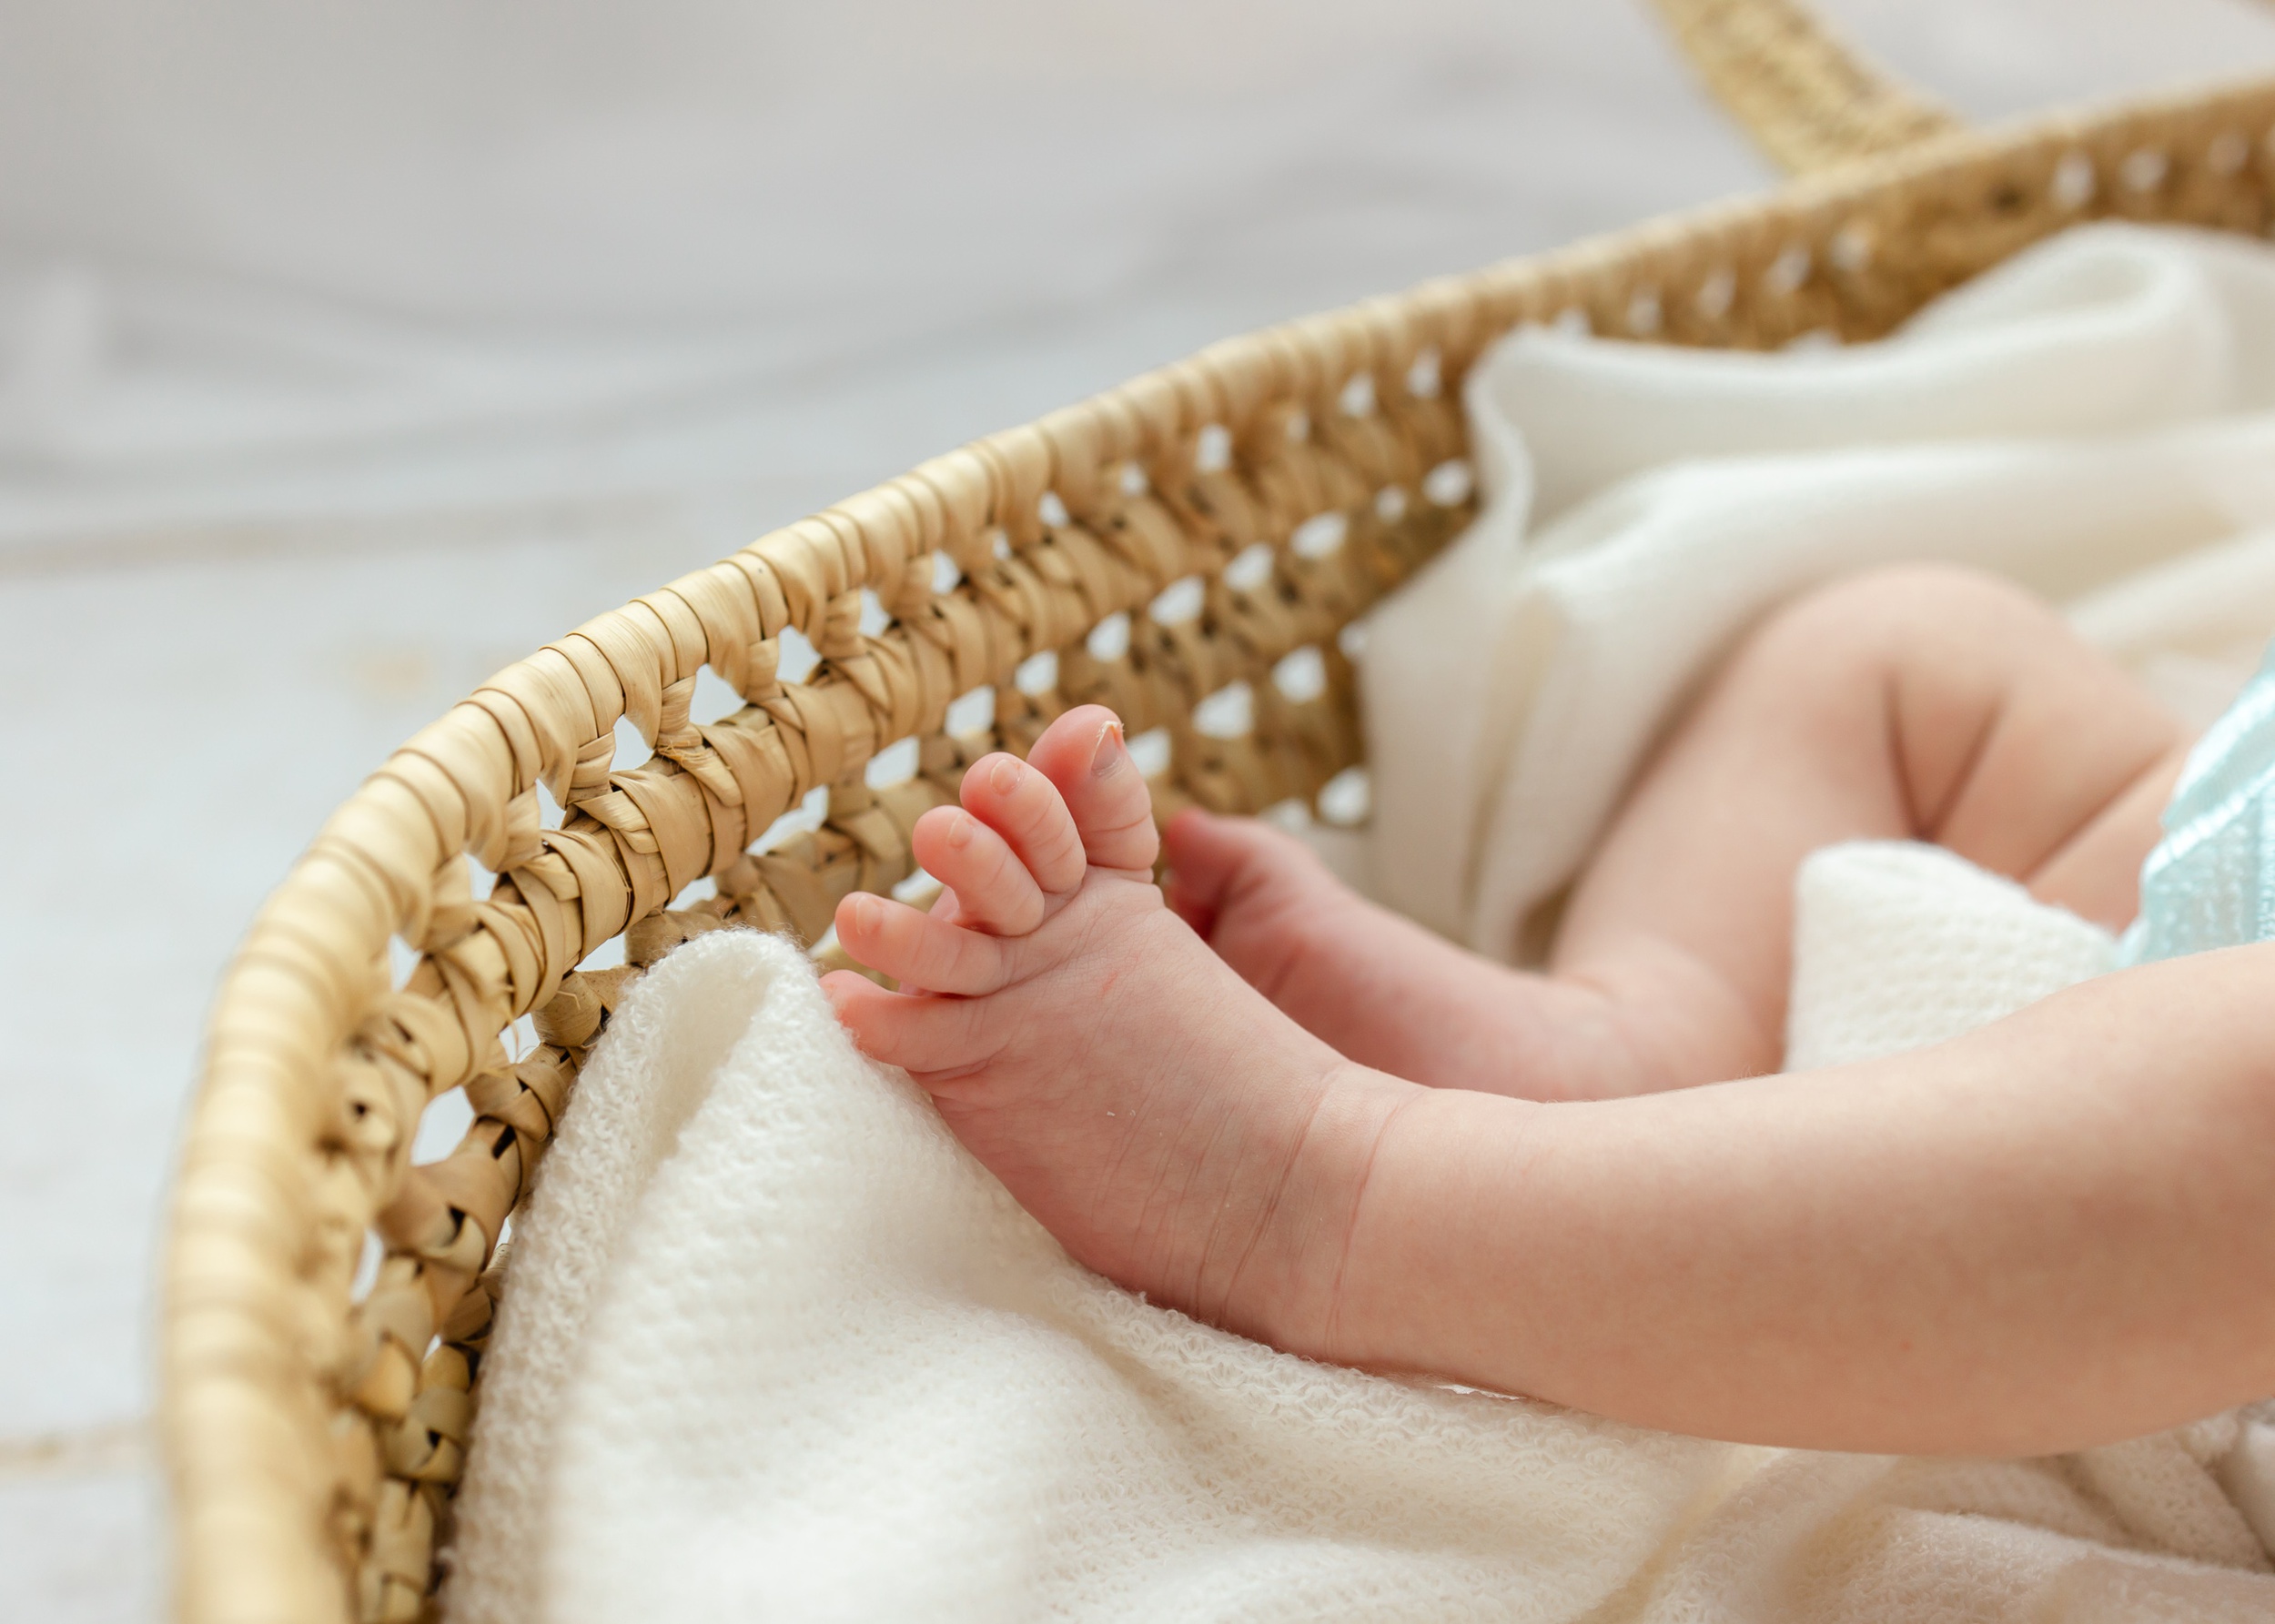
[610,713,652,772]
[752,783,833,855]
[689,664,743,726]
[1694,268,1737,320]
[1222,542,1277,593]
[1292,512,1349,560]
[1764,244,1811,296]
[1193,681,1254,741]
[777,624,821,684]
[864,735,924,790]
[1085,611,1132,663]
[2122,147,2169,195]
[1195,424,1234,473]
[410,1086,474,1166]
[1150,574,1206,626]
[1827,224,1874,272]
[1405,347,1443,399]
[1317,764,1370,827]
[945,683,996,739]
[349,1229,384,1303]
[1271,644,1328,705]
[1013,650,1059,697]
[2052,151,2097,211]
[1127,725,1173,780]
[571,932,627,975]
[1421,458,1474,509]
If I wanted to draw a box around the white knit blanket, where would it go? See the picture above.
[448,225,2275,1619]
[446,867,2275,1622]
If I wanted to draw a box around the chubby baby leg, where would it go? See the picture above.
[1554,562,2188,1082]
[822,705,2274,1455]
[1163,811,1658,1100]
[824,705,1414,1353]
[1169,564,2189,1099]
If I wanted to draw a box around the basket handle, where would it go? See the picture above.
[1646,0,1965,173]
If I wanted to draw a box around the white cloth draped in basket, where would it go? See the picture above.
[447,223,2275,1621]
[1364,221,2275,953]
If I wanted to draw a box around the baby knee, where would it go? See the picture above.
[1728,566,2102,726]
[1754,563,2057,675]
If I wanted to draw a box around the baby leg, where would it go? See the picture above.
[1170,563,2188,1097]
[824,692,2263,1454]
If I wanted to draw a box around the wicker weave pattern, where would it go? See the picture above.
[159,55,2275,1624]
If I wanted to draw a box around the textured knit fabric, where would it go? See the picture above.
[1785,841,2118,1071]
[445,916,2275,1624]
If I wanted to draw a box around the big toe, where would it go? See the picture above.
[1026,704,1160,873]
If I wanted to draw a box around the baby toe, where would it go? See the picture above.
[1027,706,1159,874]
[823,970,999,1081]
[834,888,1013,995]
[910,805,1046,935]
[958,750,1087,898]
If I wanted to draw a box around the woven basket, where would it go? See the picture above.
[159,4,2275,1619]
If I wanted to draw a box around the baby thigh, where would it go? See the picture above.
[1552,563,2187,1081]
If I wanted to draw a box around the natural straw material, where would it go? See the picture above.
[160,6,2275,1619]
[1648,0,1964,174]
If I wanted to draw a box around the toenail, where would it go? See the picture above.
[946,810,975,849]
[1088,719,1127,779]
[848,893,880,931]
[989,755,1022,795]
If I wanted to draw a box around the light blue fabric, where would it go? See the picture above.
[2122,644,2275,965]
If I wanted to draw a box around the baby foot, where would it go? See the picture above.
[824,706,1414,1356]
[1163,811,1660,1101]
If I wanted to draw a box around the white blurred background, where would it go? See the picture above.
[8,2,2275,1617]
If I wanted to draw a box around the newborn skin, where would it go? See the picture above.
[1169,563,2194,1102]
[828,566,2275,1454]
[827,710,1413,1356]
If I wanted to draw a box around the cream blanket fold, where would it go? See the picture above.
[447,891,2275,1623]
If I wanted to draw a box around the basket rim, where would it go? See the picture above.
[159,68,2275,1624]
